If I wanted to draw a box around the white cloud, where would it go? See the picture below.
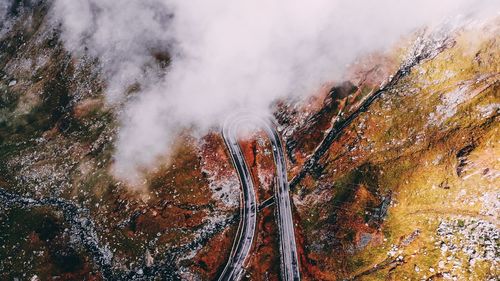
[51,0,500,185]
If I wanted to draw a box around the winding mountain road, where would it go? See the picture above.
[262,121,301,281]
[218,116,258,281]
[219,114,300,281]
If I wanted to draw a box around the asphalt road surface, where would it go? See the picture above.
[219,114,300,281]
[218,116,258,281]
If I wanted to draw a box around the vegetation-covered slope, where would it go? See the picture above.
[0,2,498,280]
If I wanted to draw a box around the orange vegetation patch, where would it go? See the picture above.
[96,136,218,256]
[147,136,212,206]
[293,206,324,281]
[288,82,355,163]
[246,132,276,200]
[134,205,207,234]
[240,136,266,203]
[245,206,280,281]
[335,185,384,251]
[200,132,235,181]
[192,225,238,280]
[73,98,104,119]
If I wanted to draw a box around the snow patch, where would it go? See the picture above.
[199,157,239,208]
[428,85,469,126]
[477,103,500,118]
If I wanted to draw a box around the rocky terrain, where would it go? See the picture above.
[0,1,498,281]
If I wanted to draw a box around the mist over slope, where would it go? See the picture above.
[0,1,499,279]
[50,0,500,184]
